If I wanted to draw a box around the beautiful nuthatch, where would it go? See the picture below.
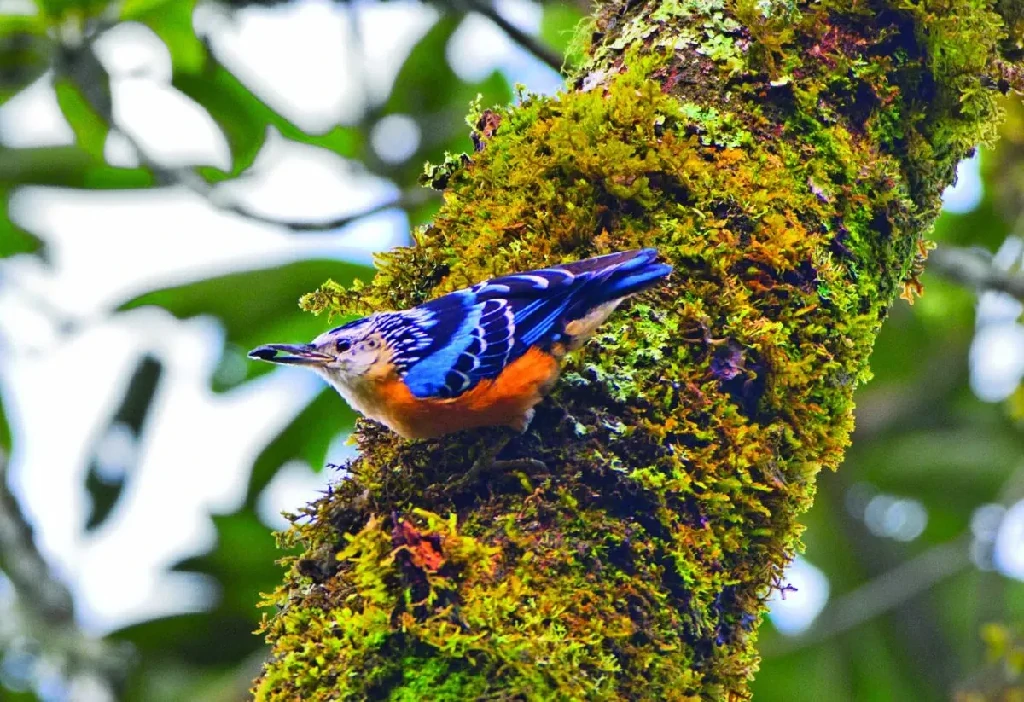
[249,249,672,439]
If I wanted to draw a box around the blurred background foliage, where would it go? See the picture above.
[0,0,1022,700]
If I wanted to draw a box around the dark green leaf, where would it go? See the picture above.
[0,146,151,188]
[173,59,363,176]
[540,2,585,56]
[172,70,266,176]
[84,355,163,531]
[0,20,51,106]
[0,188,43,258]
[111,510,282,665]
[54,76,109,160]
[384,69,511,190]
[119,258,370,344]
[110,612,262,666]
[118,258,371,388]
[931,196,1010,250]
[35,0,109,18]
[174,511,281,591]
[0,386,11,453]
[134,0,204,73]
[246,388,352,507]
[383,16,462,116]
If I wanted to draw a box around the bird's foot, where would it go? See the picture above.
[435,433,547,496]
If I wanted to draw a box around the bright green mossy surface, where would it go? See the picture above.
[254,1,1019,698]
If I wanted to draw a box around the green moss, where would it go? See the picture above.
[254,0,1019,699]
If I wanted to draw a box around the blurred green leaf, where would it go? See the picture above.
[540,2,584,56]
[120,0,178,19]
[0,387,11,453]
[173,70,267,177]
[383,69,511,190]
[111,612,261,667]
[174,511,283,612]
[0,12,46,34]
[135,0,204,73]
[371,15,510,187]
[0,685,39,702]
[0,146,151,188]
[110,511,280,667]
[857,424,1022,491]
[34,0,109,19]
[173,58,363,177]
[0,188,43,258]
[383,16,462,116]
[119,258,370,343]
[247,388,352,507]
[85,355,163,531]
[931,197,1010,250]
[118,258,372,387]
[0,19,51,106]
[54,77,109,160]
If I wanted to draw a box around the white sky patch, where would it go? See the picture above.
[994,499,1024,581]
[352,0,441,105]
[941,152,983,214]
[767,557,830,636]
[0,74,75,148]
[113,77,233,170]
[371,113,422,164]
[199,0,365,130]
[970,238,1024,402]
[215,132,398,221]
[93,22,173,82]
[447,0,563,95]
[257,460,333,531]
[4,184,405,318]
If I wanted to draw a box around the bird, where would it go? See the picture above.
[249,248,672,440]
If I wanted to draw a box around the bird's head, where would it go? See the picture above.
[248,317,389,391]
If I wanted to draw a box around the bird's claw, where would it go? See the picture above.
[429,433,547,497]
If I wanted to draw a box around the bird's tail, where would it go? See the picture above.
[560,248,672,307]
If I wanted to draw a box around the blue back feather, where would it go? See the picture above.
[364,249,671,399]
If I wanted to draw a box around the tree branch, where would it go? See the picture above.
[0,450,131,695]
[458,0,564,72]
[765,533,972,658]
[928,244,1024,302]
[252,1,1020,697]
[56,37,432,233]
[766,464,1024,660]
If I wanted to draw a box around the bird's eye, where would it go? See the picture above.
[336,339,351,353]
[365,338,378,349]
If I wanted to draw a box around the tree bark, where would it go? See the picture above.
[253,1,1022,698]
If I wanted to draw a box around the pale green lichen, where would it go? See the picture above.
[254,0,1019,699]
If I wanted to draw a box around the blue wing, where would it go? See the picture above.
[386,249,671,399]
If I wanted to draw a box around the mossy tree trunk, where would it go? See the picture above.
[253,1,1022,699]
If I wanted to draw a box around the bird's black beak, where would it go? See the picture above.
[248,344,333,366]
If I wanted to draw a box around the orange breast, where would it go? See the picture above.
[374,346,561,439]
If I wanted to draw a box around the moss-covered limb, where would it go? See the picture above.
[255,2,1021,699]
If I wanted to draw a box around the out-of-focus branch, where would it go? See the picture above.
[766,464,1024,661]
[229,188,438,231]
[458,0,564,72]
[928,244,1024,301]
[55,38,433,233]
[0,449,131,695]
[765,533,973,658]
